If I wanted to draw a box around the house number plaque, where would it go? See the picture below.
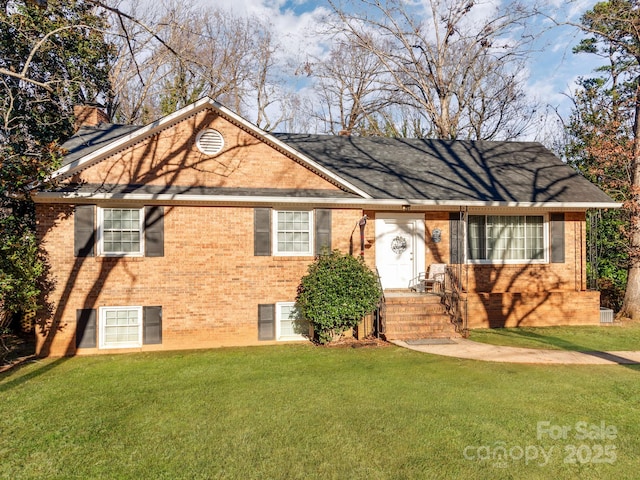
[391,236,408,254]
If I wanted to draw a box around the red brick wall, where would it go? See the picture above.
[36,204,362,356]
[362,211,598,329]
[465,291,600,328]
[423,211,599,328]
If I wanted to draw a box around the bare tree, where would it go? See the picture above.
[310,36,395,135]
[327,0,542,140]
[109,1,293,129]
[250,25,301,132]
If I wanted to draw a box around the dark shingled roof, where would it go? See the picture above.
[273,133,615,204]
[61,124,141,167]
[58,125,616,205]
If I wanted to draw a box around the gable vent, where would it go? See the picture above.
[195,129,224,156]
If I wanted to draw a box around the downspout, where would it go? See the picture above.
[359,214,368,258]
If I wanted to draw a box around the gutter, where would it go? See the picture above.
[30,191,623,211]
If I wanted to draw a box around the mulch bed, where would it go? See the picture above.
[320,336,391,348]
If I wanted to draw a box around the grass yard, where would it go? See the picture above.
[469,321,640,352]
[1,344,639,480]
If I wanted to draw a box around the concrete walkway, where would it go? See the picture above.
[391,338,640,365]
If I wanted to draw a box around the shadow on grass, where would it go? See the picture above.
[483,328,640,368]
[0,357,70,393]
[490,328,586,350]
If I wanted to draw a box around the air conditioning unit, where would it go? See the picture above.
[600,307,614,324]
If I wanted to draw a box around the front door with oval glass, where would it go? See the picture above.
[375,214,425,290]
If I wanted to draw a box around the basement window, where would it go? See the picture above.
[195,129,224,156]
[99,306,143,349]
[276,303,309,341]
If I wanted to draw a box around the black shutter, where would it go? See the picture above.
[74,205,95,257]
[258,304,275,340]
[254,208,271,256]
[145,206,164,257]
[76,309,97,348]
[550,213,565,263]
[449,212,463,264]
[315,209,332,255]
[143,306,162,344]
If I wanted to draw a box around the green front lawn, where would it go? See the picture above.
[469,321,640,352]
[1,345,639,479]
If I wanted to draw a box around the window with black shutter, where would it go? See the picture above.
[76,308,97,348]
[74,205,96,257]
[254,208,272,256]
[315,209,332,255]
[258,304,275,340]
[145,206,164,257]
[550,213,565,263]
[143,306,163,344]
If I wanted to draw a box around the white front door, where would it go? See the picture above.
[375,214,425,290]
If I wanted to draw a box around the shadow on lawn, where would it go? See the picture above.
[492,328,640,368]
[0,357,70,393]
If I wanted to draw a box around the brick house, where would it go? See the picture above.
[33,97,620,356]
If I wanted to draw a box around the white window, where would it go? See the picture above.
[273,210,313,256]
[276,302,309,341]
[98,207,144,256]
[99,306,142,349]
[467,215,546,263]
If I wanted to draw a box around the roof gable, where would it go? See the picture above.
[53,97,369,198]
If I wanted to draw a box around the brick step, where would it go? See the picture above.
[385,313,453,324]
[385,294,444,305]
[385,330,455,340]
[386,315,451,328]
[385,312,451,323]
[384,321,458,338]
[385,330,457,340]
[385,304,448,315]
[382,293,460,340]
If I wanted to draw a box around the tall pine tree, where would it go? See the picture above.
[570,0,640,319]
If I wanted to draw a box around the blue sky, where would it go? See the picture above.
[216,0,606,136]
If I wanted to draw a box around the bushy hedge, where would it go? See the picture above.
[0,222,43,330]
[296,250,381,344]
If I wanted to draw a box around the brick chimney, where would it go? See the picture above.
[73,104,109,131]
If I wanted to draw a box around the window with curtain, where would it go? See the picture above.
[468,215,545,262]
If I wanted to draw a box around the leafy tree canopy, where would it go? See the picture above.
[0,0,114,323]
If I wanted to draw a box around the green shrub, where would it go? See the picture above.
[0,217,44,329]
[296,250,381,344]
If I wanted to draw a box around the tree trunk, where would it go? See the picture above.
[621,81,640,319]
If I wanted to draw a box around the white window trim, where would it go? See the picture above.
[97,206,145,257]
[466,213,549,265]
[99,306,143,349]
[272,209,314,256]
[276,302,308,341]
